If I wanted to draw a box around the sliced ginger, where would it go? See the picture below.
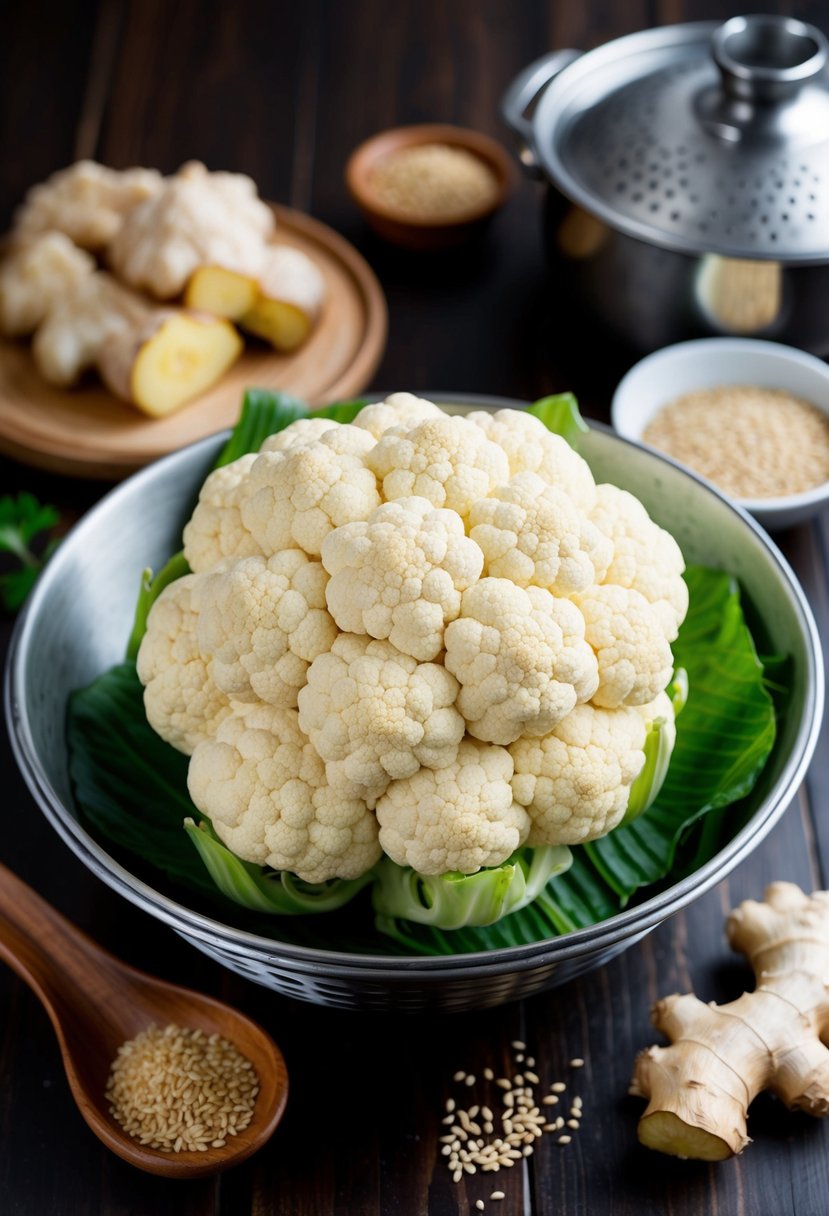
[100,311,243,417]
[184,266,259,320]
[185,245,325,352]
[630,881,829,1159]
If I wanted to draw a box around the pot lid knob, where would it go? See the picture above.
[712,14,828,104]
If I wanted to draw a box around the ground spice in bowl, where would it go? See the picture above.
[105,1023,259,1152]
[369,143,500,219]
[642,385,829,500]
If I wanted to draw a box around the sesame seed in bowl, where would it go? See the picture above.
[611,338,829,530]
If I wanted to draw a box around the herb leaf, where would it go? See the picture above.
[0,492,60,611]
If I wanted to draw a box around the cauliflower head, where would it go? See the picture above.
[368,414,509,517]
[321,496,484,661]
[241,424,380,557]
[136,574,233,755]
[509,703,647,845]
[187,702,381,883]
[353,392,443,440]
[182,454,264,573]
[468,472,612,595]
[444,579,598,745]
[466,408,597,509]
[259,416,339,452]
[575,584,675,708]
[196,551,337,707]
[298,634,464,804]
[375,739,530,875]
[590,483,688,642]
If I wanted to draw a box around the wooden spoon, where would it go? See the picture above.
[0,861,289,1177]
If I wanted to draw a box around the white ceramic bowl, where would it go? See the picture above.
[611,338,829,529]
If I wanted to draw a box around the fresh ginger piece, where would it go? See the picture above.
[14,160,162,250]
[184,265,259,318]
[239,297,312,351]
[108,160,275,298]
[238,246,325,351]
[630,882,829,1159]
[32,272,149,387]
[0,233,95,337]
[99,311,243,417]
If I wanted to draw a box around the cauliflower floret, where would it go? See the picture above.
[368,414,509,517]
[510,703,647,845]
[298,635,464,804]
[14,160,163,250]
[468,472,612,595]
[576,584,674,708]
[259,416,339,452]
[591,483,689,642]
[466,408,597,509]
[136,574,233,754]
[321,496,484,661]
[0,233,95,337]
[182,454,263,573]
[353,392,443,440]
[444,579,598,745]
[240,425,380,557]
[108,160,275,298]
[187,702,381,883]
[196,551,337,708]
[375,738,529,875]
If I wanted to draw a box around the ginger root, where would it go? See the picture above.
[0,232,95,337]
[108,160,276,299]
[14,160,162,250]
[31,270,242,415]
[630,882,829,1160]
[185,245,325,351]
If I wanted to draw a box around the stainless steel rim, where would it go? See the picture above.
[5,394,824,978]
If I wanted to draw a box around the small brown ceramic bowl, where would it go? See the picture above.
[345,123,515,250]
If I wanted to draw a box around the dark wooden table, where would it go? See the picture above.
[3,1,829,1213]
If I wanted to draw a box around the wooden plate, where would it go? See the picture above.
[0,206,387,479]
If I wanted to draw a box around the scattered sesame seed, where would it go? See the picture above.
[542,1095,558,1106]
[482,1106,493,1121]
[567,1119,580,1130]
[551,1082,567,1093]
[454,1071,466,1082]
[469,1105,480,1118]
[476,1203,486,1212]
[465,1075,477,1087]
[573,1096,583,1108]
[511,1040,526,1051]
[453,1168,463,1183]
[525,1070,540,1084]
[526,1056,535,1068]
[558,1135,572,1145]
[445,1098,456,1113]
[491,1191,505,1201]
[515,1053,524,1063]
[483,1068,494,1081]
[495,1078,512,1090]
[513,1074,524,1086]
[569,1058,585,1069]
[442,1114,456,1125]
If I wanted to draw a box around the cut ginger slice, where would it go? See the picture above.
[100,312,243,417]
[183,246,325,352]
[239,297,312,351]
[184,265,259,319]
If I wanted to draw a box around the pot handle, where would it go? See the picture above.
[500,49,582,174]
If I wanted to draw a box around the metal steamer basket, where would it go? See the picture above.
[502,15,829,353]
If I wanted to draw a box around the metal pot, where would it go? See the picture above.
[502,15,829,354]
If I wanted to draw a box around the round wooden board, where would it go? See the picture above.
[0,206,387,479]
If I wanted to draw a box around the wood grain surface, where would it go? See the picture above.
[2,1,829,1214]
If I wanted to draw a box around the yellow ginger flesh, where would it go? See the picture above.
[630,881,829,1160]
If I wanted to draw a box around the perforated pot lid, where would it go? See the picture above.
[531,16,829,262]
